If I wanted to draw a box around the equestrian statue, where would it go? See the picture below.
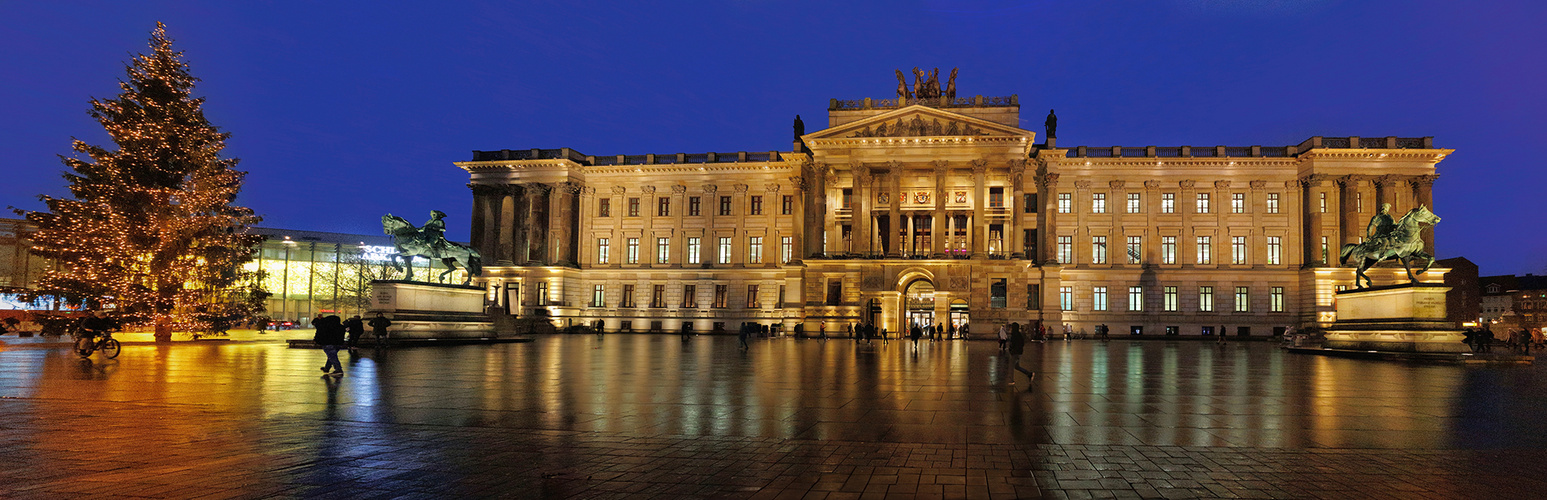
[1339,203,1440,288]
[381,210,483,285]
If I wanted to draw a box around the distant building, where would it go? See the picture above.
[1435,257,1477,326]
[1481,273,1547,336]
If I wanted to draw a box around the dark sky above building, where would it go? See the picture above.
[2,1,1543,274]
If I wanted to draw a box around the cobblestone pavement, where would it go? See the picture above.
[2,335,1546,499]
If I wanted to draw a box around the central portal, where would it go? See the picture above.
[905,279,935,329]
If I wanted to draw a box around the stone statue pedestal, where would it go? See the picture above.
[368,280,494,339]
[1324,283,1466,353]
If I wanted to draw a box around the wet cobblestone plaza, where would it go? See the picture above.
[3,335,1547,499]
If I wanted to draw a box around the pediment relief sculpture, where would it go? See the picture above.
[848,115,990,138]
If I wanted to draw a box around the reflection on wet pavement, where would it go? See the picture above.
[3,336,1545,498]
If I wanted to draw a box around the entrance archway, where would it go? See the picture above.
[904,279,936,330]
[949,299,969,334]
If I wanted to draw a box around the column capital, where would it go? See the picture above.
[1143,180,1161,189]
[1411,174,1439,187]
[969,158,989,175]
[611,185,627,195]
[1007,159,1027,174]
[733,183,749,193]
[1108,180,1126,189]
[701,183,718,194]
[468,183,503,196]
[1179,179,1197,189]
[787,177,807,192]
[1249,180,1267,190]
[640,185,657,195]
[1074,180,1092,189]
[1336,174,1370,187]
[1213,180,1230,189]
[764,183,782,193]
[671,184,687,194]
[1041,173,1061,188]
[559,181,584,194]
[1374,173,1405,188]
[581,186,597,196]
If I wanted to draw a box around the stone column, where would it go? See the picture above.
[788,175,806,263]
[1336,175,1360,246]
[970,159,988,258]
[498,185,519,266]
[672,184,687,266]
[765,183,781,264]
[853,163,871,256]
[1040,173,1060,263]
[1179,180,1195,265]
[1009,159,1026,259]
[805,162,826,258]
[1375,174,1399,212]
[1301,175,1331,265]
[932,161,948,257]
[1413,174,1438,254]
[579,186,596,265]
[703,184,719,264]
[641,185,657,264]
[554,181,582,266]
[1283,180,1304,269]
[888,161,903,258]
[525,183,550,265]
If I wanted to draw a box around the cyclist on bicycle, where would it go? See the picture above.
[79,311,117,341]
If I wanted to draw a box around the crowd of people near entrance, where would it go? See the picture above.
[1462,325,1543,354]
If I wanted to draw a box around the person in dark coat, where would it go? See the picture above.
[344,315,365,350]
[1008,322,1030,383]
[368,312,392,347]
[314,315,347,376]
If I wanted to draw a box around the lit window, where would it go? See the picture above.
[1196,193,1210,214]
[1231,193,1245,213]
[1267,236,1281,265]
[781,195,793,215]
[1092,193,1106,214]
[1058,193,1071,213]
[748,236,763,263]
[1266,193,1279,214]
[1163,286,1177,312]
[1231,236,1247,265]
[657,237,670,264]
[1321,236,1329,264]
[781,236,793,264]
[718,237,732,264]
[1235,286,1249,312]
[1057,236,1072,264]
[683,284,697,308]
[1162,193,1175,213]
[747,285,760,308]
[657,198,670,217]
[626,238,639,264]
[1271,286,1284,312]
[628,198,640,217]
[591,285,604,307]
[841,189,852,209]
[1126,236,1141,264]
[687,237,701,264]
[536,282,547,306]
[622,284,635,308]
[1162,236,1176,265]
[598,199,611,217]
[713,285,728,308]
[1093,286,1108,311]
[1200,286,1214,312]
[651,284,665,308]
[1127,193,1141,213]
[750,195,763,215]
[1357,193,1364,213]
[990,187,1004,208]
[1059,287,1073,311]
[597,238,610,264]
[1197,236,1212,264]
[719,196,732,216]
[689,196,701,216]
[1091,236,1107,264]
[1128,286,1143,311]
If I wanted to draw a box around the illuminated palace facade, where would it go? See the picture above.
[457,90,1451,337]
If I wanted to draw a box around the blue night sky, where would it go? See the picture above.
[2,1,1543,275]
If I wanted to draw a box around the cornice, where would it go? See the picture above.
[584,162,798,175]
[1296,148,1453,162]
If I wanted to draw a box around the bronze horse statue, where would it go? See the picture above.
[1339,205,1440,288]
[381,213,482,285]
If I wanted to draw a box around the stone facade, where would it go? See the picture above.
[457,92,1453,337]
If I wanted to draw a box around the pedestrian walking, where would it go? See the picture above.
[367,312,391,347]
[948,323,956,340]
[344,315,365,351]
[314,315,347,376]
[1008,322,1030,384]
[997,323,1008,350]
[1219,325,1228,344]
[819,322,827,341]
[910,324,922,343]
[739,322,751,350]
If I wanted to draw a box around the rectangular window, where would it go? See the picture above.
[622,284,636,308]
[748,236,763,263]
[1267,236,1281,265]
[747,285,760,308]
[626,238,639,264]
[1162,236,1176,264]
[1235,286,1249,312]
[1091,236,1107,264]
[1126,236,1142,264]
[1058,193,1071,213]
[687,237,701,264]
[1057,236,1073,264]
[1196,236,1212,264]
[651,284,665,308]
[657,237,670,264]
[1059,286,1073,311]
[1196,193,1211,214]
[657,197,670,217]
[1093,286,1108,311]
[683,284,697,308]
[782,195,793,215]
[718,237,732,264]
[990,279,1007,309]
[826,280,842,306]
[1162,193,1175,214]
[750,195,763,215]
[781,236,793,264]
[536,282,548,306]
[1027,284,1041,309]
[1267,193,1280,214]
[713,285,728,308]
[719,196,732,216]
[990,187,1004,208]
[1321,236,1329,264]
[1357,193,1364,213]
[591,285,604,307]
[598,198,611,217]
[689,196,701,216]
[841,189,852,209]
[597,238,610,264]
[1199,286,1214,312]
[1319,192,1327,213]
[1229,193,1243,214]
[1271,286,1284,312]
[1231,236,1247,265]
[1129,286,1143,312]
[628,197,640,217]
[1024,193,1038,213]
[1127,193,1141,213]
[1092,193,1106,214]
[1163,286,1178,312]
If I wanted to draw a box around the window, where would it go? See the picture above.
[1092,193,1106,213]
[1320,236,1329,264]
[990,187,1004,208]
[719,196,732,216]
[826,280,842,306]
[1271,286,1284,312]
[750,195,763,215]
[747,285,760,308]
[1058,193,1071,213]
[683,285,697,308]
[991,279,1007,308]
[1199,286,1214,312]
[1196,236,1212,264]
[657,197,670,217]
[628,197,640,217]
[1027,284,1041,309]
[1162,236,1176,264]
[782,195,793,215]
[536,282,548,306]
[1267,236,1281,265]
[1091,236,1107,264]
[1196,193,1210,214]
[718,237,732,264]
[622,284,635,308]
[1357,193,1364,213]
[651,284,665,308]
[841,189,852,209]
[1126,236,1142,264]
[1093,286,1109,311]
[1266,193,1279,214]
[597,238,610,264]
[1024,193,1038,213]
[1059,287,1073,311]
[591,285,604,307]
[1319,192,1327,213]
[689,196,701,216]
[713,285,728,308]
[687,237,701,264]
[1127,193,1141,213]
[1057,236,1072,264]
[1234,286,1249,312]
[626,238,639,264]
[1162,193,1175,213]
[748,236,763,263]
[598,198,611,217]
[1231,193,1245,213]
[657,237,670,264]
[1163,286,1178,311]
[780,236,793,263]
[1231,236,1247,265]
[1128,286,1143,311]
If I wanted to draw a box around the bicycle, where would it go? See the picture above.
[74,329,121,359]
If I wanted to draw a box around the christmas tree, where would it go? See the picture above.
[21,22,264,341]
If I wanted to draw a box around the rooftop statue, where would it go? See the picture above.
[1339,204,1439,288]
[382,210,483,285]
[1045,109,1057,139]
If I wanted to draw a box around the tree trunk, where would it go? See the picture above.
[155,317,173,342]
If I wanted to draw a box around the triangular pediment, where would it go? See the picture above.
[803,105,1035,142]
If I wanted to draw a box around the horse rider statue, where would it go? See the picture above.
[1367,203,1396,244]
[381,210,482,285]
[1340,204,1440,289]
